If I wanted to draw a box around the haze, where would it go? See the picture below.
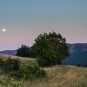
[0,0,87,50]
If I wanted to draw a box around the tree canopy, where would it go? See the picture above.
[34,32,69,66]
[16,45,30,57]
[16,45,36,58]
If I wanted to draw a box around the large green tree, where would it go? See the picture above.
[34,32,69,66]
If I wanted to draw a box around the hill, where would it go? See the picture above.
[0,50,16,56]
[0,64,87,86]
[62,43,87,66]
[0,54,35,64]
[0,54,87,86]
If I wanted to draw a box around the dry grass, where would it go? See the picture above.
[0,54,35,63]
[0,54,87,87]
[0,65,87,87]
[21,65,87,87]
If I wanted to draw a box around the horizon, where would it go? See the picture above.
[0,0,87,50]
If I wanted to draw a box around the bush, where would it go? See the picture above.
[36,69,46,78]
[0,58,46,79]
[4,58,20,72]
[0,59,4,68]
[13,61,46,79]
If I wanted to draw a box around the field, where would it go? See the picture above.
[0,54,35,63]
[0,54,87,87]
[22,66,87,87]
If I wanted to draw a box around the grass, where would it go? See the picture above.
[22,65,87,87]
[0,54,35,64]
[0,54,87,87]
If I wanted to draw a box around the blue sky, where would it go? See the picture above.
[0,0,87,50]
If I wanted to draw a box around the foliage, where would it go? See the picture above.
[0,59,4,68]
[1,65,87,87]
[12,61,46,79]
[0,58,46,80]
[4,58,20,72]
[34,32,69,66]
[16,45,36,58]
[16,45,30,57]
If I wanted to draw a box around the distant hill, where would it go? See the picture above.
[0,50,17,56]
[62,43,87,66]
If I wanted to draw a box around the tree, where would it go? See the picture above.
[34,32,69,66]
[16,45,36,58]
[16,45,30,57]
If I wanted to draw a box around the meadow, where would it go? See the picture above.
[0,54,87,87]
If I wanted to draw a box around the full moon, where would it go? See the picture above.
[2,28,6,32]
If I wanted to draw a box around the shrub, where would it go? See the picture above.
[4,58,20,72]
[0,59,4,67]
[36,69,46,78]
[13,61,46,79]
[0,58,46,79]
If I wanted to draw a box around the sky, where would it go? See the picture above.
[0,0,87,51]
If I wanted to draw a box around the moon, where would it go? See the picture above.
[2,28,6,32]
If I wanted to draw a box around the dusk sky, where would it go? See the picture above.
[0,0,87,51]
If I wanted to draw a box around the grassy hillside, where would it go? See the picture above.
[0,54,35,63]
[21,65,87,87]
[0,54,87,87]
